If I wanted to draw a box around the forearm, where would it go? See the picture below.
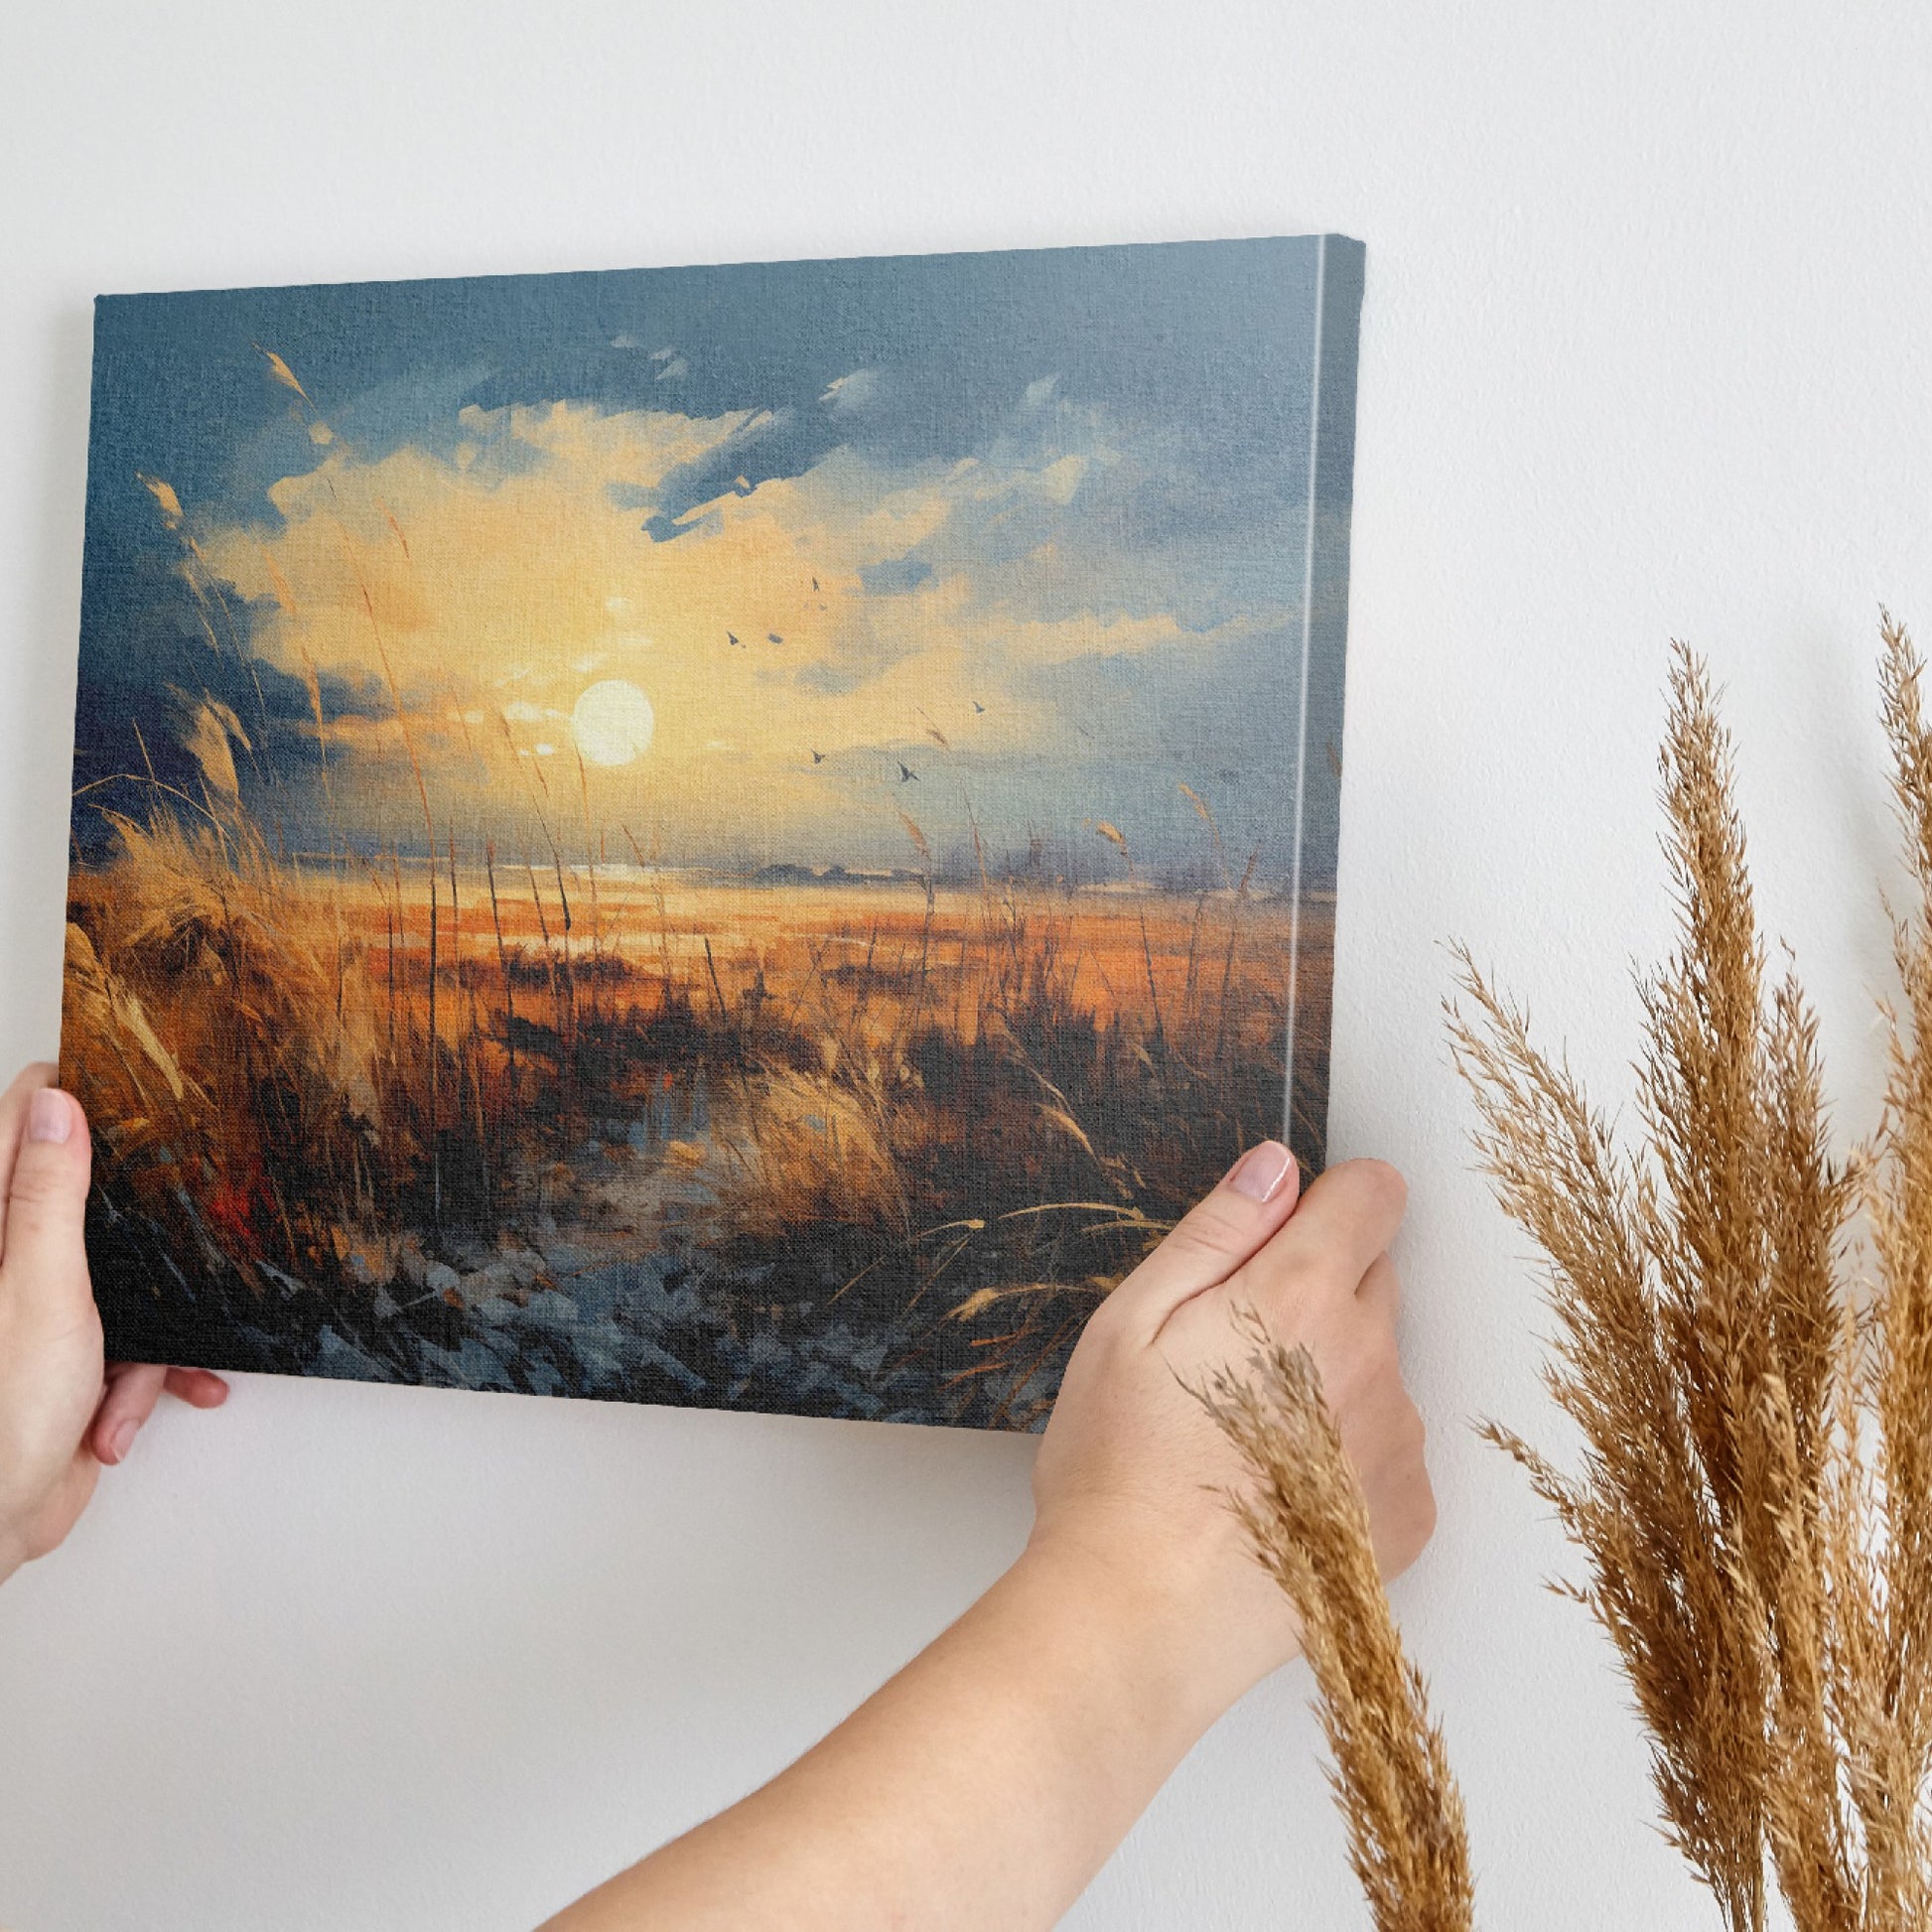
[543,1542,1234,1932]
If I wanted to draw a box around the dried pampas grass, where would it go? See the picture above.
[1447,618,1932,1930]
[1201,1315,1474,1932]
[1209,618,1932,1930]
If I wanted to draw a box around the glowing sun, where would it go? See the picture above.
[571,679,655,766]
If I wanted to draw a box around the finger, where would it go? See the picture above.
[1,1086,95,1329]
[1107,1141,1301,1336]
[92,1361,168,1465]
[163,1366,229,1409]
[1240,1159,1408,1308]
[0,1062,60,1260]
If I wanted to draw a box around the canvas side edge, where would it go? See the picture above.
[1283,235,1365,1173]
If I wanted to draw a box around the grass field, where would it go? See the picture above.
[64,789,1327,1428]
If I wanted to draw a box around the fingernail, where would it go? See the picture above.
[27,1089,72,1145]
[1228,1141,1294,1202]
[107,1418,138,1463]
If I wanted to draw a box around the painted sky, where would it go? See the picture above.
[75,238,1357,886]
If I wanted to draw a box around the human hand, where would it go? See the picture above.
[1027,1145,1434,1724]
[0,1063,228,1584]
[543,1146,1433,1932]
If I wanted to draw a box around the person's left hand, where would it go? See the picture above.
[0,1062,227,1584]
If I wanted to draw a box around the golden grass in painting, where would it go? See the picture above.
[65,726,1319,1423]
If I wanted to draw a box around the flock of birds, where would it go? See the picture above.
[724,573,993,790]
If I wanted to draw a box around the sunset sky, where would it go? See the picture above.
[75,239,1354,886]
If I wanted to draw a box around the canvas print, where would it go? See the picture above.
[62,235,1364,1430]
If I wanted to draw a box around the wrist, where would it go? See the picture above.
[1004,1528,1278,1749]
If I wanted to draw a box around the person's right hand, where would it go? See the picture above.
[0,1062,228,1585]
[1028,1144,1434,1723]
[546,1150,1433,1932]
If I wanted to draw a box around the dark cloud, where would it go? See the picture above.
[71,547,387,858]
[87,239,1320,534]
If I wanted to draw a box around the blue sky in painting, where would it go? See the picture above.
[74,237,1354,887]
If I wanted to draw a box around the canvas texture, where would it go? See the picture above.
[60,235,1363,1430]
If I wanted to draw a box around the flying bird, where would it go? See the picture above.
[897,761,920,783]
[767,631,784,645]
[810,576,819,592]
[811,748,826,764]
[727,630,743,647]
[972,700,986,714]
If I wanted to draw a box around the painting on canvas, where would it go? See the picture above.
[62,235,1363,1428]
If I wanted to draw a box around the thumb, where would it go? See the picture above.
[1,1085,96,1326]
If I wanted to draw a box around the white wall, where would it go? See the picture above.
[2,2,1928,1924]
